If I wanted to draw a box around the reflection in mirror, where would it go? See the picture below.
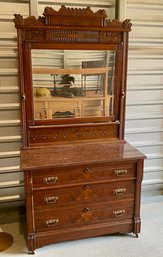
[32,50,116,120]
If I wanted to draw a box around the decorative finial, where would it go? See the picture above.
[13,14,24,25]
[123,19,132,29]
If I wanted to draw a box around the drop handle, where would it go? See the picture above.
[114,188,126,195]
[114,169,127,176]
[45,219,59,227]
[44,196,58,204]
[113,210,125,217]
[43,176,58,184]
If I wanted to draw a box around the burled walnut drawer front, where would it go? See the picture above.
[34,200,134,232]
[31,162,136,189]
[33,180,135,210]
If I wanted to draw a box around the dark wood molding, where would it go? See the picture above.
[14,5,132,31]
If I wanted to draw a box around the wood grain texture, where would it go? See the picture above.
[21,141,145,169]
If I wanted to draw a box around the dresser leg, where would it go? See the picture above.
[133,217,141,235]
[134,233,139,238]
[27,233,36,255]
[28,250,35,255]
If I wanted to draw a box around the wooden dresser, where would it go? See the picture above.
[21,141,145,252]
[14,5,146,254]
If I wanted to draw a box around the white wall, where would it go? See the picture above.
[0,0,29,208]
[125,0,163,196]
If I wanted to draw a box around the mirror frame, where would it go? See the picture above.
[13,6,132,146]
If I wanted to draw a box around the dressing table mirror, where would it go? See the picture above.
[14,6,145,254]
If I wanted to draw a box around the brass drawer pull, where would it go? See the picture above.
[83,167,90,173]
[43,176,58,184]
[45,219,59,227]
[114,188,126,195]
[113,210,125,217]
[44,196,58,204]
[114,169,127,176]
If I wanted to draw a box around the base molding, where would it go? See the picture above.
[34,220,134,249]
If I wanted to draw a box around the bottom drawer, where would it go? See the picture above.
[34,200,134,232]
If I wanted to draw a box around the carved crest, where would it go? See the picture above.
[43,5,107,27]
[43,5,107,17]
[106,19,132,29]
[13,5,132,31]
[13,14,45,26]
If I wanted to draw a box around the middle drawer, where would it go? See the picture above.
[33,180,135,210]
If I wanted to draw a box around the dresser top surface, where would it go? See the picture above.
[21,140,145,170]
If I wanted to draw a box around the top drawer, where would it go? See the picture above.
[30,161,136,189]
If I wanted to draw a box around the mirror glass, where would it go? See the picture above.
[32,49,116,120]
